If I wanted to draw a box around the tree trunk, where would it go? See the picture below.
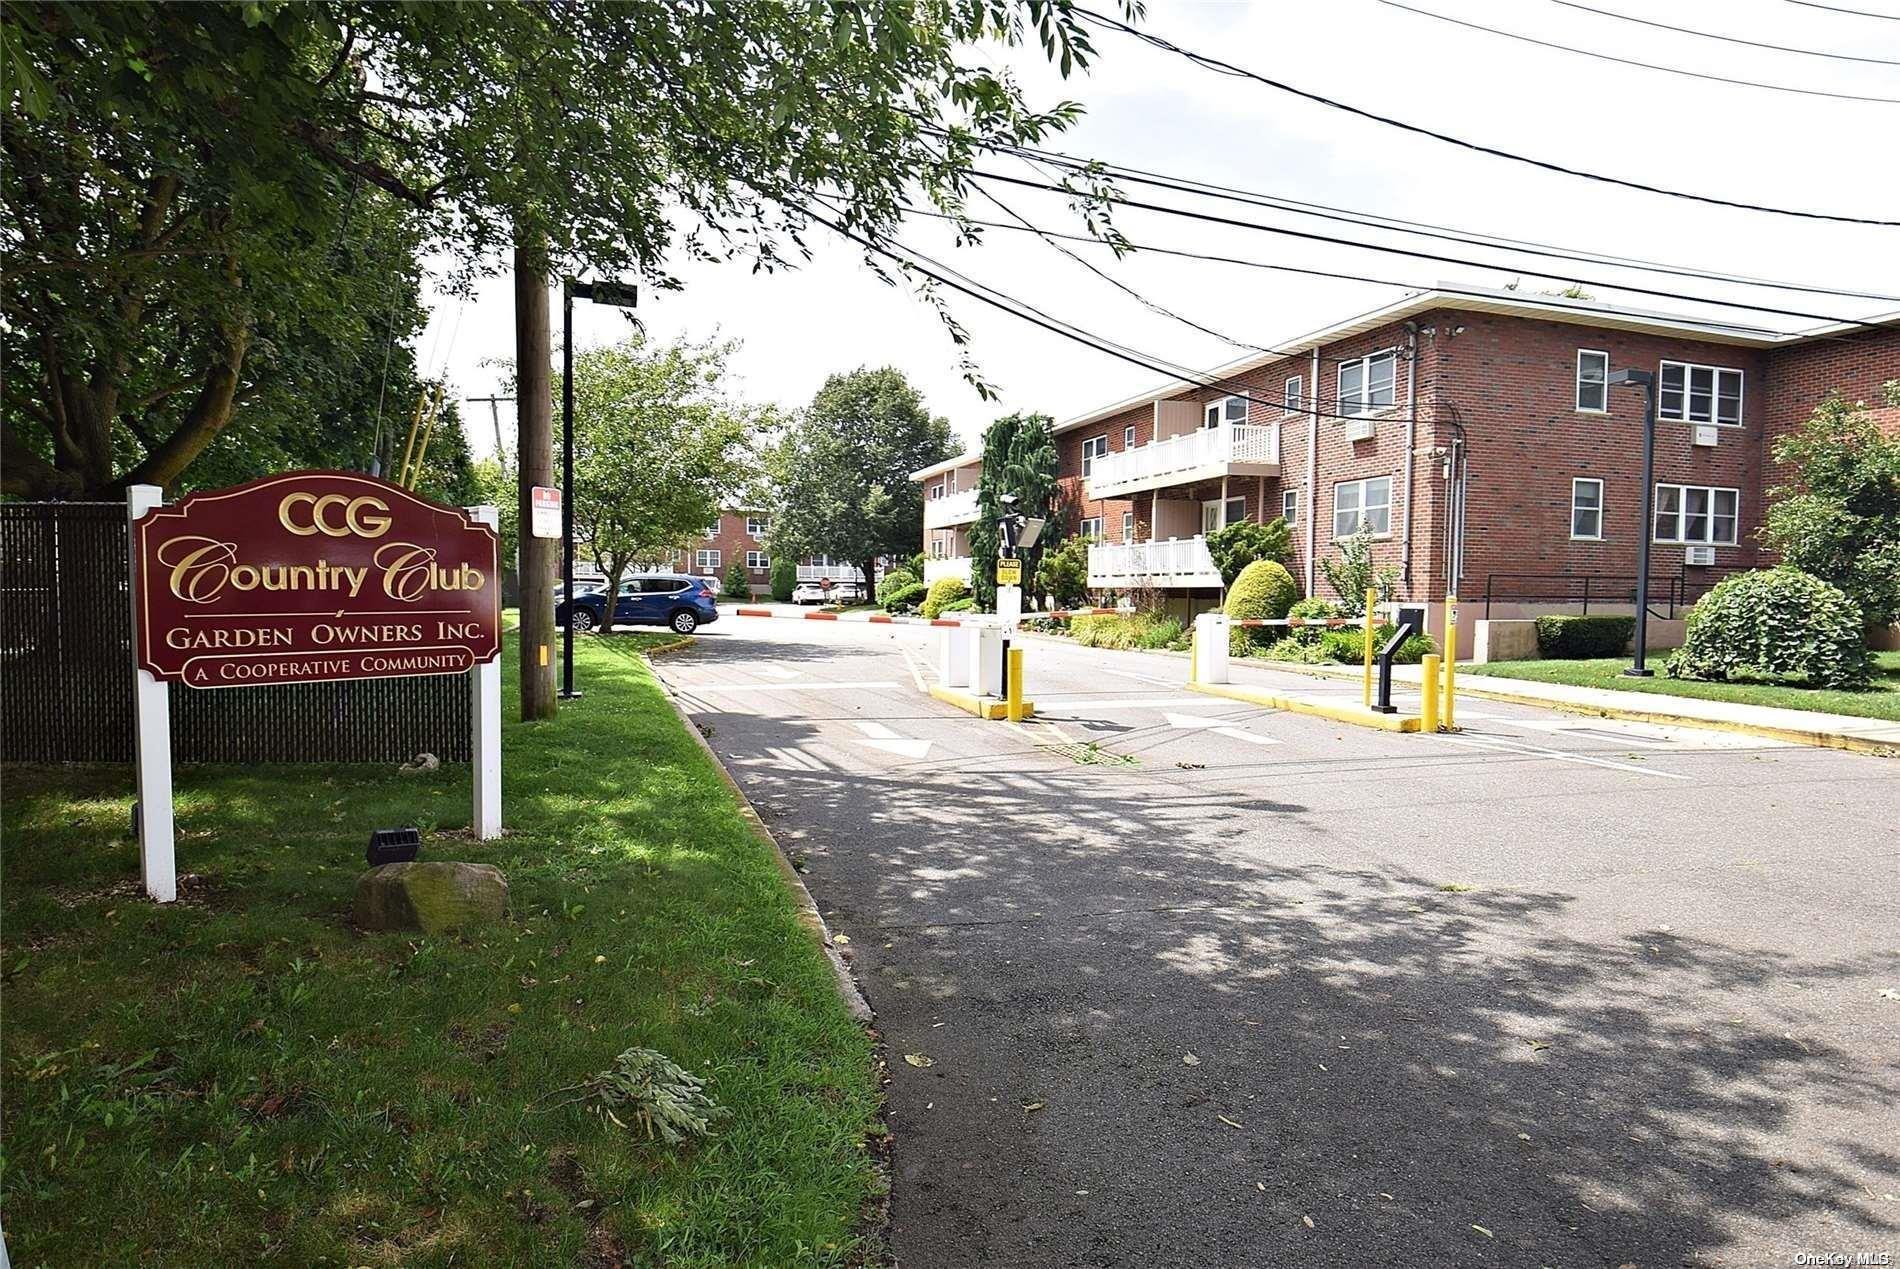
[862,557,878,607]
[600,551,631,634]
[515,227,558,722]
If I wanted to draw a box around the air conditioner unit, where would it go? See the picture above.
[1344,417,1376,441]
[1692,424,1719,447]
[1685,545,1716,566]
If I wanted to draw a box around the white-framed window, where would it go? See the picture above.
[1570,478,1604,540]
[1081,435,1108,477]
[746,550,770,570]
[704,522,721,538]
[1121,511,1135,540]
[1338,352,1398,416]
[1654,484,1739,545]
[1659,361,1744,426]
[1079,516,1103,539]
[1576,350,1609,413]
[1203,395,1248,429]
[928,481,943,500]
[1284,376,1303,413]
[1282,488,1298,526]
[1332,475,1393,539]
[696,549,721,570]
[745,515,768,537]
[1124,424,1137,448]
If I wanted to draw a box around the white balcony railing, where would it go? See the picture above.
[923,487,982,529]
[797,562,867,583]
[922,556,973,585]
[1088,537,1223,590]
[1086,421,1279,499]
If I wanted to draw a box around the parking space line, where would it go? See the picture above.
[1442,732,1693,781]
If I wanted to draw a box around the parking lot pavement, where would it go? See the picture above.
[651,617,1900,1268]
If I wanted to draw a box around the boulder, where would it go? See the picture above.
[353,861,507,934]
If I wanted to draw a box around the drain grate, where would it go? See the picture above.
[1042,739,1139,766]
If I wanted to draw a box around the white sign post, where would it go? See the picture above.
[124,485,506,904]
[127,485,177,903]
[469,503,503,839]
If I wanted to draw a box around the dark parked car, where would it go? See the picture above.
[556,574,719,635]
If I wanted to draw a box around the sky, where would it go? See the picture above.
[417,0,1900,464]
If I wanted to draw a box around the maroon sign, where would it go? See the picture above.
[134,471,500,689]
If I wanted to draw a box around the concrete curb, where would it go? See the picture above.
[1186,680,1420,731]
[1280,661,1900,759]
[927,682,1036,720]
[648,657,875,1024]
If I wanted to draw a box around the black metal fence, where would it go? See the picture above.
[1481,570,1736,621]
[2,501,470,764]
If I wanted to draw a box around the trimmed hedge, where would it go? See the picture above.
[1224,559,1299,653]
[1320,626,1435,665]
[1534,615,1634,660]
[1667,567,1871,688]
[881,581,928,613]
[919,576,969,620]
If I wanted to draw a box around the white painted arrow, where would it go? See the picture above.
[848,720,934,760]
[756,665,800,680]
[1163,712,1280,746]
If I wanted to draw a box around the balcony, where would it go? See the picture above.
[797,562,866,583]
[924,487,981,529]
[1086,421,1280,499]
[923,556,972,585]
[1088,537,1223,590]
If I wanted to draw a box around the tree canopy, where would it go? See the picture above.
[769,368,953,586]
[970,412,1061,609]
[3,0,1127,497]
[1763,389,1900,628]
[570,333,769,628]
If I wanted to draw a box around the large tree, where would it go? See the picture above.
[770,368,953,596]
[970,412,1061,610]
[1762,387,1900,629]
[5,0,1130,716]
[571,334,768,631]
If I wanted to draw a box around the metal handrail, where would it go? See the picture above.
[1481,570,1733,621]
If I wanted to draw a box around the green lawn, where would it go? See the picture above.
[1472,650,1900,722]
[1,634,881,1266]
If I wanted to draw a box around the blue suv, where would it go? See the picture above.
[556,574,720,635]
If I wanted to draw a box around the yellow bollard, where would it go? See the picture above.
[1442,593,1458,731]
[1187,624,1197,686]
[1420,653,1440,732]
[1361,586,1377,708]
[1006,646,1025,723]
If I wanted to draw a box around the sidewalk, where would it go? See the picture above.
[1288,659,1900,757]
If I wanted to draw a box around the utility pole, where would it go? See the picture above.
[515,229,558,721]
[466,394,510,460]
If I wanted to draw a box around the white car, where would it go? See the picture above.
[791,580,864,605]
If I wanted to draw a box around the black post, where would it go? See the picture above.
[560,279,579,699]
[1627,378,1658,677]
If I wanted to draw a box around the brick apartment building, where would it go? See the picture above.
[671,511,872,597]
[916,286,1899,654]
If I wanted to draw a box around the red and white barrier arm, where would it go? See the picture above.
[734,607,963,627]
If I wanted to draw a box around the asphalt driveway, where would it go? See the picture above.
[656,615,1900,1267]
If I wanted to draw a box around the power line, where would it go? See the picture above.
[1375,0,1900,102]
[1545,0,1900,65]
[899,202,1789,340]
[1786,0,1900,19]
[972,135,1900,303]
[972,168,1890,329]
[1071,5,1900,226]
[811,206,1433,422]
[970,180,1282,356]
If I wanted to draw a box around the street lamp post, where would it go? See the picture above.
[1608,367,1658,677]
[560,278,638,699]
